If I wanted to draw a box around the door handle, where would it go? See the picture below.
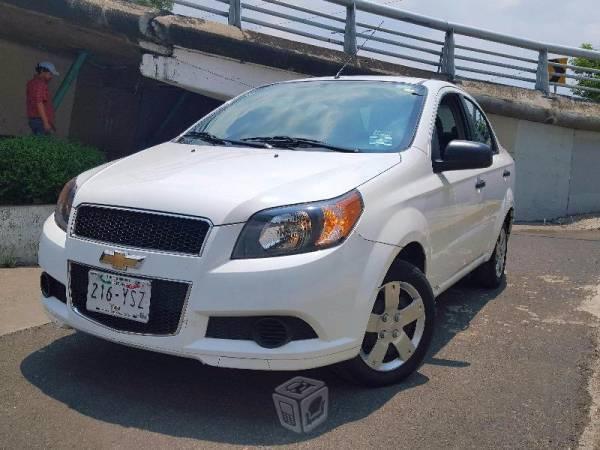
[475,179,486,190]
[503,169,511,178]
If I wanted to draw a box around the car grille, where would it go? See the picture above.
[73,205,210,255]
[69,262,190,335]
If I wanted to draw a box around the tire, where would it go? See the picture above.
[474,225,509,289]
[338,260,436,387]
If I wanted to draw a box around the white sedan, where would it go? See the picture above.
[39,76,514,386]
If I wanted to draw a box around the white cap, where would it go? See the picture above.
[37,61,59,76]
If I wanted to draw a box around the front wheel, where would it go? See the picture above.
[339,261,435,387]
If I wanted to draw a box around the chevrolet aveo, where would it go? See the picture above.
[39,76,514,386]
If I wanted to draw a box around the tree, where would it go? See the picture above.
[132,0,173,10]
[570,43,600,102]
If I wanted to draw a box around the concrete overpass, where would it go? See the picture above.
[1,0,599,221]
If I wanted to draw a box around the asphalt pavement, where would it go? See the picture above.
[0,229,599,449]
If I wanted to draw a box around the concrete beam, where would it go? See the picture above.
[464,80,600,132]
[0,2,140,65]
[0,0,152,43]
[140,47,304,100]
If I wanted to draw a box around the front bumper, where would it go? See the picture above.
[39,214,395,370]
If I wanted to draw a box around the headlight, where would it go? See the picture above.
[232,190,363,259]
[54,177,77,231]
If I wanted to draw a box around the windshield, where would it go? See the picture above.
[179,80,427,153]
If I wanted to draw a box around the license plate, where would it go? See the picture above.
[86,271,152,323]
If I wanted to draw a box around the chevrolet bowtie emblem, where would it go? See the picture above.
[99,251,145,271]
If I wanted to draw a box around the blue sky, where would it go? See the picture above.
[397,0,599,47]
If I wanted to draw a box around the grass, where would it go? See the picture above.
[0,253,18,268]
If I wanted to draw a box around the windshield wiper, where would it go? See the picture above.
[242,136,359,153]
[179,131,272,149]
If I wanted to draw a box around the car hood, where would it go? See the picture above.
[75,142,400,225]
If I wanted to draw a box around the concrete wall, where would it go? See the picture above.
[69,63,224,160]
[0,205,54,266]
[0,39,75,138]
[489,114,600,221]
[68,64,143,159]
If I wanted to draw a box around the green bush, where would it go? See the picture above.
[0,136,105,205]
[570,44,600,102]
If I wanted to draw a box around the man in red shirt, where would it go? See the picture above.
[26,62,59,135]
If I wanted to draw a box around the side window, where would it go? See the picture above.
[462,98,496,152]
[432,93,468,161]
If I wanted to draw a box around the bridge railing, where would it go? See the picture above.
[173,0,600,98]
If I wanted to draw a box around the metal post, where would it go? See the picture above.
[229,0,241,28]
[52,50,88,111]
[535,48,550,95]
[441,29,455,81]
[344,2,357,55]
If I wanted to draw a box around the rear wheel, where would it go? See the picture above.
[474,225,508,289]
[340,261,435,387]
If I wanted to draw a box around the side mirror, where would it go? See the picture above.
[433,140,493,173]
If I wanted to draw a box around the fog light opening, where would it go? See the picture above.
[252,318,291,348]
[40,273,51,298]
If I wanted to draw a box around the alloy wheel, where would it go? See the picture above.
[495,228,508,278]
[360,281,426,372]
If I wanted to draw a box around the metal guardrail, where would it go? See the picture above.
[173,0,600,97]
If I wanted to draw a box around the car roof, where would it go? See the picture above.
[277,75,453,90]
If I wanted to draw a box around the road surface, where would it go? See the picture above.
[0,229,598,449]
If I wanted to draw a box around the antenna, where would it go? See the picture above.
[335,20,385,79]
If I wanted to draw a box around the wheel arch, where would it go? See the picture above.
[505,207,514,234]
[360,236,430,331]
[392,241,427,275]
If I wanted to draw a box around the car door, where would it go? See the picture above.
[424,91,487,289]
[461,95,509,252]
